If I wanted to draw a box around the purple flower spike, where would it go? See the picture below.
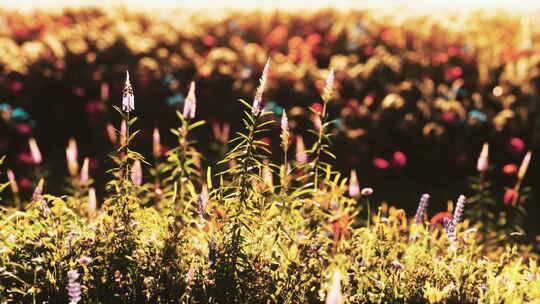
[413,193,430,224]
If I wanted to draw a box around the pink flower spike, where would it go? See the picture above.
[295,135,307,164]
[323,68,335,102]
[253,58,271,116]
[31,178,44,201]
[88,187,97,212]
[281,111,289,134]
[476,143,489,172]
[28,137,42,165]
[66,137,79,176]
[131,160,143,186]
[122,71,135,113]
[120,120,127,146]
[517,151,532,181]
[80,157,89,185]
[7,169,18,194]
[183,81,197,119]
[325,269,343,304]
[153,127,161,158]
[106,123,117,145]
[348,169,360,198]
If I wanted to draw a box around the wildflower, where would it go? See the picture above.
[100,82,109,100]
[253,58,270,116]
[503,188,518,206]
[153,127,161,158]
[280,111,290,151]
[78,256,93,265]
[325,269,342,304]
[296,135,307,164]
[212,122,230,143]
[390,260,405,270]
[198,184,209,219]
[414,193,430,224]
[502,164,518,175]
[443,217,456,242]
[373,157,390,169]
[262,161,273,186]
[88,187,97,212]
[452,195,466,226]
[517,151,532,181]
[131,160,142,186]
[67,269,82,304]
[66,137,79,176]
[392,151,407,168]
[28,137,42,164]
[348,169,360,198]
[122,71,134,113]
[7,169,18,194]
[183,81,196,119]
[361,187,373,196]
[509,137,525,155]
[476,143,489,172]
[322,68,335,103]
[31,178,44,201]
[80,157,89,185]
[106,123,117,144]
[120,120,127,146]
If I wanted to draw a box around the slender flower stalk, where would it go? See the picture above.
[106,123,117,146]
[183,81,197,120]
[120,120,127,147]
[511,151,532,205]
[443,217,457,242]
[7,169,21,208]
[28,137,42,165]
[477,143,489,172]
[66,137,79,177]
[67,269,82,304]
[413,193,430,224]
[296,135,307,165]
[153,127,161,158]
[452,194,466,227]
[88,187,97,212]
[131,159,142,186]
[80,157,89,186]
[122,71,135,113]
[348,169,360,198]
[31,178,44,202]
[252,58,271,116]
[313,68,335,190]
[325,269,343,304]
[322,68,335,103]
[280,111,290,191]
[262,160,273,187]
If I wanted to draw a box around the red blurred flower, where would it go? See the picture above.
[444,66,463,80]
[503,188,518,206]
[392,151,407,168]
[310,103,323,115]
[260,137,271,146]
[373,157,390,169]
[509,137,525,155]
[430,212,453,227]
[441,111,456,123]
[433,53,448,64]
[17,152,34,164]
[11,81,24,91]
[16,124,32,134]
[502,164,518,175]
[18,177,32,189]
[202,35,217,46]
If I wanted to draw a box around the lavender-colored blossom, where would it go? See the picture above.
[122,71,135,113]
[67,269,82,304]
[183,81,196,119]
[80,157,89,185]
[28,137,42,164]
[443,217,456,242]
[453,195,466,226]
[78,256,93,265]
[413,193,430,224]
[348,169,360,198]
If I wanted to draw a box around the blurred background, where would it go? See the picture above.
[0,1,539,237]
